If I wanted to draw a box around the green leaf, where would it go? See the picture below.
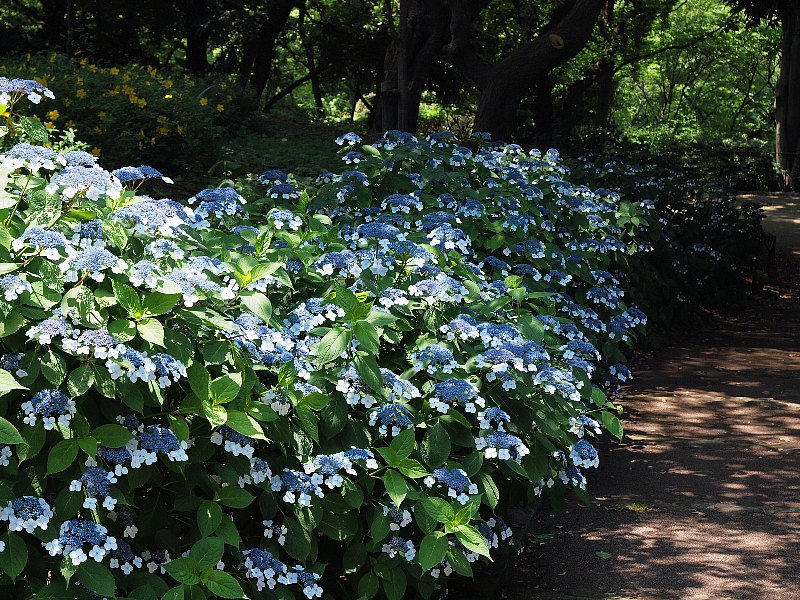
[191,537,224,569]
[478,471,500,508]
[203,570,244,599]
[214,486,254,508]
[354,354,383,394]
[381,567,406,600]
[168,414,190,441]
[40,350,68,386]
[397,458,428,479]
[161,587,185,600]
[601,411,623,440]
[202,402,227,428]
[92,424,134,448]
[164,557,201,585]
[112,279,142,317]
[315,326,350,364]
[46,439,78,475]
[197,501,222,538]
[0,532,27,580]
[67,364,94,397]
[0,417,23,445]
[0,312,25,338]
[420,497,455,523]
[143,292,181,316]
[454,524,491,557]
[138,318,165,346]
[225,411,266,440]
[331,284,360,314]
[0,368,26,395]
[358,572,379,598]
[389,427,416,460]
[188,362,210,402]
[19,116,48,143]
[240,293,272,322]
[77,436,97,457]
[596,550,612,559]
[382,469,408,506]
[283,517,312,562]
[75,561,116,596]
[295,404,319,441]
[418,532,449,572]
[421,422,451,468]
[353,320,379,354]
[210,374,241,404]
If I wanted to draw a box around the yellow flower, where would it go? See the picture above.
[47,109,60,121]
[199,97,208,106]
[98,111,107,120]
[164,94,173,99]
[216,104,224,113]
[138,98,147,108]
[45,121,55,130]
[76,89,87,99]
[122,73,130,82]
[226,95,232,102]
[150,137,157,146]
[157,126,169,136]
[79,58,88,65]
[110,67,119,75]
[91,147,101,157]
[164,80,173,89]
[177,125,184,136]
[65,120,76,129]
[49,54,57,63]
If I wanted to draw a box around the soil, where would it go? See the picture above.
[500,194,800,600]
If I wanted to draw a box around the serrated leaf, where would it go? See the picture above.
[164,557,201,585]
[601,411,623,440]
[353,320,379,354]
[0,532,27,580]
[92,424,134,448]
[0,417,23,445]
[67,364,94,397]
[382,469,408,506]
[454,524,491,557]
[214,486,254,508]
[0,368,26,395]
[203,570,244,599]
[75,560,116,595]
[240,293,272,323]
[143,292,181,316]
[418,532,448,572]
[223,411,265,440]
[138,318,165,346]
[191,537,224,569]
[421,422,450,468]
[315,326,350,365]
[197,501,222,537]
[46,439,78,475]
[210,374,241,404]
[112,279,142,317]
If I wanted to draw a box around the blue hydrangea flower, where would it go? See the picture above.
[1,142,62,171]
[45,519,117,565]
[0,496,53,532]
[335,132,362,146]
[0,77,54,106]
[0,274,31,301]
[270,469,325,506]
[46,165,122,200]
[21,389,76,430]
[12,227,69,260]
[475,431,530,463]
[369,403,413,436]
[430,378,484,414]
[69,467,118,510]
[569,439,599,468]
[423,468,479,504]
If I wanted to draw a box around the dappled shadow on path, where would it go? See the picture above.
[506,264,800,599]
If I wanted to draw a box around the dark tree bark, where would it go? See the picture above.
[238,0,299,101]
[445,0,605,141]
[776,2,800,188]
[183,0,211,74]
[374,0,451,132]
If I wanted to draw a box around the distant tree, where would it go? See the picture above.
[726,0,800,188]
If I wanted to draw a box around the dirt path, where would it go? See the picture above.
[505,195,800,600]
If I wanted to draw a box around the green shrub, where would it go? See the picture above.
[0,53,251,174]
[0,80,759,600]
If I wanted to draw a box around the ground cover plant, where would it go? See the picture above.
[0,78,761,600]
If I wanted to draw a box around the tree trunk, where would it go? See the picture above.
[184,0,211,74]
[447,0,605,141]
[375,0,450,132]
[776,3,800,189]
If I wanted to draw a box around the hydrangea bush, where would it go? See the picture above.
[0,80,747,600]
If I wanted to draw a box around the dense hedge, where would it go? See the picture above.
[0,78,761,600]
